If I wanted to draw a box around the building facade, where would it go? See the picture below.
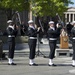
[64,7,75,24]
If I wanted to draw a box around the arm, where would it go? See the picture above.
[28,28,39,37]
[47,28,61,38]
[71,28,75,37]
[47,29,57,34]
[7,28,14,35]
[7,27,18,36]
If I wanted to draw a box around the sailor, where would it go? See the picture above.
[7,20,18,65]
[28,20,40,66]
[71,21,75,67]
[47,21,61,66]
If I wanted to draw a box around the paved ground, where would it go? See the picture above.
[0,56,75,75]
[0,42,74,75]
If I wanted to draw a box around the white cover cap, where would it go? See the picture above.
[49,21,54,25]
[7,20,13,23]
[28,20,34,24]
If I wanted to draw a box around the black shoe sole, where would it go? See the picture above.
[29,64,38,66]
[72,65,75,67]
[8,63,17,65]
[48,64,57,66]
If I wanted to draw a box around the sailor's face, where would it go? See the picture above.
[9,22,13,25]
[50,23,54,27]
[29,23,34,26]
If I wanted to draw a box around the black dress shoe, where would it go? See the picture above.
[72,65,75,67]
[29,63,38,66]
[8,63,17,65]
[48,64,56,66]
[40,42,43,44]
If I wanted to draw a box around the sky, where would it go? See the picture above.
[69,0,75,7]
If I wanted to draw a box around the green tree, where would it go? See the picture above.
[0,0,74,20]
[0,0,30,20]
[31,0,74,17]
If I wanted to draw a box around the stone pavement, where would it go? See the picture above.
[0,42,75,75]
[0,56,75,75]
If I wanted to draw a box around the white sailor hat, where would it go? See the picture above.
[49,21,54,25]
[28,20,34,24]
[7,20,13,23]
[72,21,75,25]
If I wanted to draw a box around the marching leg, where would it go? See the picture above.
[28,39,38,66]
[72,42,75,67]
[48,42,56,66]
[49,59,53,65]
[8,41,16,65]
[72,60,75,67]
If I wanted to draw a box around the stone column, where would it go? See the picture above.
[65,13,67,23]
[73,13,74,21]
[69,13,71,22]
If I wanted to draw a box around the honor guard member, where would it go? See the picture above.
[28,20,40,66]
[7,20,18,65]
[71,21,75,67]
[47,21,61,66]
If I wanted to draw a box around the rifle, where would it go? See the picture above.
[39,19,44,32]
[56,13,64,28]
